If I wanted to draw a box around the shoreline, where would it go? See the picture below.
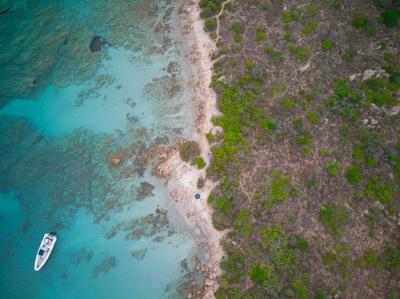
[153,1,224,297]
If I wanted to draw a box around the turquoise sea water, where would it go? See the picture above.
[0,1,200,298]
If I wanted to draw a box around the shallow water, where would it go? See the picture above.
[0,1,199,298]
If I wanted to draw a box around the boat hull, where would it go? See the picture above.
[34,233,57,271]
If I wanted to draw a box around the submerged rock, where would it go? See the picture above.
[131,248,148,260]
[137,181,155,200]
[92,256,118,278]
[0,6,11,14]
[90,36,103,52]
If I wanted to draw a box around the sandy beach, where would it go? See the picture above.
[152,1,225,297]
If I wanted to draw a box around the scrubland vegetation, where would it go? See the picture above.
[200,0,399,297]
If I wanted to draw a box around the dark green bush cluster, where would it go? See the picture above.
[327,71,399,123]
[321,38,333,50]
[193,156,206,169]
[345,166,362,184]
[364,176,394,205]
[199,0,222,18]
[179,141,201,163]
[375,0,399,27]
[204,18,217,31]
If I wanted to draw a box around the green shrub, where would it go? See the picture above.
[221,253,245,281]
[321,39,333,50]
[352,10,369,28]
[301,20,318,34]
[234,34,242,43]
[193,156,206,169]
[380,9,399,27]
[325,161,341,176]
[269,171,295,202]
[180,141,201,163]
[260,224,298,268]
[214,197,233,215]
[387,291,400,299]
[293,118,303,129]
[250,263,281,290]
[264,45,284,64]
[319,203,350,236]
[289,44,311,62]
[284,30,294,42]
[364,176,394,205]
[383,246,400,269]
[304,3,320,18]
[231,22,245,33]
[315,290,327,299]
[296,238,309,252]
[294,131,312,146]
[199,0,222,18]
[307,111,321,125]
[244,59,254,69]
[325,0,341,9]
[292,275,309,299]
[204,18,217,31]
[270,82,287,96]
[206,131,215,143]
[233,208,253,237]
[282,8,302,23]
[334,78,351,99]
[356,248,381,268]
[282,98,295,109]
[345,166,362,184]
[352,145,365,162]
[256,26,266,41]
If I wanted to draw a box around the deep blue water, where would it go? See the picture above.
[0,1,199,298]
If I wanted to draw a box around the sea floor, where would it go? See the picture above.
[0,1,200,298]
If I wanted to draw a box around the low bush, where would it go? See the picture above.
[345,166,362,184]
[204,18,217,31]
[180,141,201,163]
[321,39,333,50]
[383,246,400,269]
[199,0,222,18]
[256,26,266,41]
[380,9,399,27]
[319,203,350,236]
[325,161,341,176]
[364,176,394,205]
[193,156,206,169]
[352,10,369,28]
[231,22,245,33]
[301,20,318,34]
[289,44,311,62]
[306,111,321,125]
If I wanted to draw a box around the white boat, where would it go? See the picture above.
[34,232,57,271]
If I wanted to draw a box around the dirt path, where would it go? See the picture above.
[216,0,232,41]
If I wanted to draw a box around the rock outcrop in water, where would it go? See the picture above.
[89,36,103,52]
